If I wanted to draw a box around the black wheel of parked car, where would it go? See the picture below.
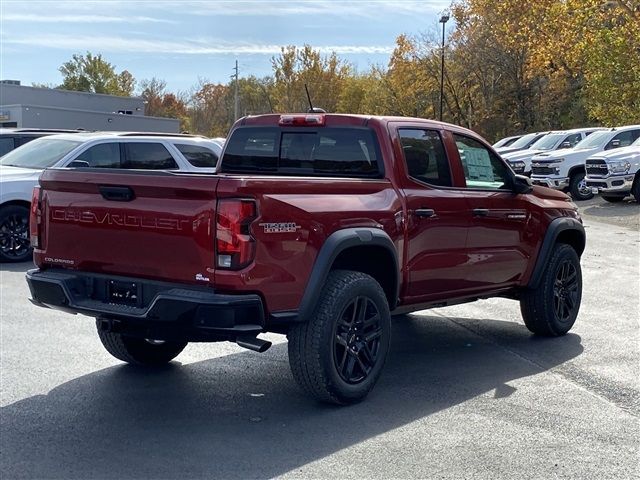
[520,243,582,336]
[632,176,640,203]
[569,171,593,201]
[601,195,625,203]
[0,205,32,263]
[287,270,391,405]
[96,320,187,365]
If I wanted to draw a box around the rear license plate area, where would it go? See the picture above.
[107,280,139,306]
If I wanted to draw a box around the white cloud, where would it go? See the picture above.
[167,0,450,18]
[2,34,395,55]
[4,1,450,20]
[1,13,176,24]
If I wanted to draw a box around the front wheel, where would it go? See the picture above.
[569,171,594,201]
[632,176,640,203]
[520,244,582,336]
[0,205,32,263]
[97,321,187,365]
[288,270,391,405]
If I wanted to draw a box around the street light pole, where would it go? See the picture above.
[439,13,449,122]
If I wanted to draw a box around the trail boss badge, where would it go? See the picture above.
[259,222,301,233]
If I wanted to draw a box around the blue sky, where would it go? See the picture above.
[0,0,450,94]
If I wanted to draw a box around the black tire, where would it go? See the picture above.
[520,244,582,336]
[632,176,640,204]
[96,321,187,365]
[569,171,593,201]
[287,270,391,405]
[0,205,32,263]
[601,195,625,203]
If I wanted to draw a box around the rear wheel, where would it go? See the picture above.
[569,171,593,201]
[288,270,391,405]
[96,320,187,365]
[0,205,31,263]
[601,195,625,203]
[520,244,582,336]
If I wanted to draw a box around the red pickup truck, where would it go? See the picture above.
[27,114,585,404]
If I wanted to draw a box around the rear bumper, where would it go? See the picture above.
[26,269,265,339]
[585,175,634,194]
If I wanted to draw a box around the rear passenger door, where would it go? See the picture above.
[394,126,471,301]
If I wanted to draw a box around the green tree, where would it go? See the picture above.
[59,52,135,96]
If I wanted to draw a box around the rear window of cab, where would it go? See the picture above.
[220,126,383,178]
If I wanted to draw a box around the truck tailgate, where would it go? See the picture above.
[35,169,219,285]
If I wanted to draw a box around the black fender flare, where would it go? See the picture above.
[295,228,400,322]
[527,217,585,289]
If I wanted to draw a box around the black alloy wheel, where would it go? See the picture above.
[333,296,383,384]
[553,260,579,323]
[0,206,31,263]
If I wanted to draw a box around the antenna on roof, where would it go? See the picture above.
[304,84,326,114]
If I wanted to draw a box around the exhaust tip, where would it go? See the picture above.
[236,335,272,353]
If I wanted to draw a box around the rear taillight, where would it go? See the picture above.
[29,186,42,249]
[216,199,257,269]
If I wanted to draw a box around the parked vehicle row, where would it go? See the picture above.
[495,125,640,201]
[530,125,640,200]
[0,131,223,262]
[502,128,603,176]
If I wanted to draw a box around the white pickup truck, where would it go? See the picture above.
[585,137,640,203]
[530,125,640,200]
[503,127,603,176]
[0,132,222,262]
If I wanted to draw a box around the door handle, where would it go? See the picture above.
[472,208,490,217]
[415,208,436,218]
[99,186,135,202]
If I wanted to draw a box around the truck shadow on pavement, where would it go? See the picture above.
[1,315,583,479]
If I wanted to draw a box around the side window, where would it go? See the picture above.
[175,143,218,168]
[454,134,511,190]
[565,133,582,147]
[124,143,178,169]
[0,137,15,156]
[607,130,640,149]
[399,129,452,187]
[74,143,121,168]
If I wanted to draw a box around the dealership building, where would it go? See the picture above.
[0,81,179,133]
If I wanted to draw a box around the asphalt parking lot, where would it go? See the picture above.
[1,198,638,479]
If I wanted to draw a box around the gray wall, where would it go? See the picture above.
[0,83,145,115]
[9,105,179,133]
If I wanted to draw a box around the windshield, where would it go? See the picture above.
[0,138,82,169]
[530,133,564,151]
[573,131,611,150]
[508,133,538,149]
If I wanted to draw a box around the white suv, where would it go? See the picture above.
[0,132,222,262]
[530,125,640,200]
[503,127,604,175]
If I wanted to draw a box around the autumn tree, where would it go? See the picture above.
[59,52,135,96]
[271,45,351,112]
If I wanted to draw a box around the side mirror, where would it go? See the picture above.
[513,174,533,194]
[559,141,572,149]
[608,139,621,149]
[68,160,90,168]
